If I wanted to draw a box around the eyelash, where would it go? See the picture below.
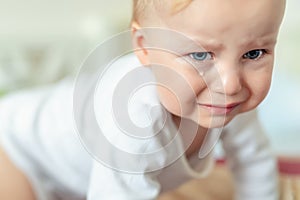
[186,49,268,62]
[187,52,213,62]
[242,49,267,60]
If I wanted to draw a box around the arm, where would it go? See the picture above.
[87,160,161,200]
[221,110,279,200]
[0,79,90,199]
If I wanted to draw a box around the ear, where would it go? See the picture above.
[131,22,150,65]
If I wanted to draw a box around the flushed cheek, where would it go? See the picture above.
[156,87,181,116]
[156,85,197,117]
[254,81,271,103]
[242,73,272,112]
[150,65,202,117]
[188,75,208,98]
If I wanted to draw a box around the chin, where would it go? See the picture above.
[198,115,236,129]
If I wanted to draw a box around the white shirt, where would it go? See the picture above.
[0,54,278,200]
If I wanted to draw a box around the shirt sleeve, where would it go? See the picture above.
[221,110,279,200]
[87,160,161,200]
[0,79,90,199]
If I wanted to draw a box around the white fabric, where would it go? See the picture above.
[0,54,278,200]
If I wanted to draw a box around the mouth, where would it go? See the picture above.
[197,103,241,115]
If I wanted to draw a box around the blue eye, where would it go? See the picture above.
[243,49,265,60]
[189,52,212,61]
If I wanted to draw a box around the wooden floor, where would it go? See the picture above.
[158,164,300,200]
[158,164,234,200]
[280,175,300,200]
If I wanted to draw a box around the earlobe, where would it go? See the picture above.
[131,22,150,65]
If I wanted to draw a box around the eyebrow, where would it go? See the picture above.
[193,38,224,51]
[192,35,277,51]
[242,37,277,48]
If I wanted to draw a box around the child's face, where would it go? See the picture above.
[133,0,285,128]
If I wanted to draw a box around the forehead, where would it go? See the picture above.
[154,0,285,42]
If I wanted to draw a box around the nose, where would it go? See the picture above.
[212,63,242,96]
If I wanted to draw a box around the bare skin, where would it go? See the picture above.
[0,146,36,200]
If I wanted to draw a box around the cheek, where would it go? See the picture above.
[151,68,201,117]
[256,66,273,96]
[147,51,207,116]
[147,50,173,66]
[258,77,272,99]
[156,86,182,116]
[155,77,198,117]
[245,68,273,109]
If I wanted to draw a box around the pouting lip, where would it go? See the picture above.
[197,102,241,109]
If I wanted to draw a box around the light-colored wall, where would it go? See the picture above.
[258,0,300,155]
[0,0,132,43]
[0,0,132,90]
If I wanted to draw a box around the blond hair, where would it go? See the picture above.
[132,0,193,23]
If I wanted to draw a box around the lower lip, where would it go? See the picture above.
[199,104,239,115]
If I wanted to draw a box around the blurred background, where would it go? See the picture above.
[0,0,299,156]
[0,0,132,92]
